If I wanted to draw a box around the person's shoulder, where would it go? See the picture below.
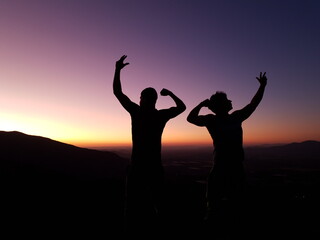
[200,113,215,123]
[230,109,240,115]
[205,113,215,119]
[128,103,140,114]
[199,114,215,126]
[158,107,180,119]
[158,107,172,112]
[230,109,248,120]
[158,107,179,114]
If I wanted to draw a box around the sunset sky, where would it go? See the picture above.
[0,0,319,147]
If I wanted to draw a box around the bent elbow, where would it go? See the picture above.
[177,104,186,114]
[186,115,193,123]
[181,104,187,113]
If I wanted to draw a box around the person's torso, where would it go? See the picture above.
[130,108,169,166]
[206,114,244,162]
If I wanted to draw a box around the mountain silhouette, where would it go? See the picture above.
[245,140,320,170]
[267,140,320,158]
[0,131,128,237]
[0,131,128,181]
[1,132,319,238]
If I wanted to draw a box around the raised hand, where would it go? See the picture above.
[256,72,267,86]
[116,55,129,70]
[160,88,172,96]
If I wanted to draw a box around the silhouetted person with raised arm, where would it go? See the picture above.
[113,55,186,234]
[187,72,267,237]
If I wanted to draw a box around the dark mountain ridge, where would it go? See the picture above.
[1,131,128,236]
[1,131,319,183]
[246,140,320,158]
[245,140,320,170]
[0,130,128,181]
[1,131,319,238]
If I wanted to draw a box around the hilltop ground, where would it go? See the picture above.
[1,132,319,239]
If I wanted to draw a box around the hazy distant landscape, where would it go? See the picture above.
[1,131,319,238]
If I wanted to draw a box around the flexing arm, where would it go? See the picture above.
[160,88,186,117]
[187,99,210,126]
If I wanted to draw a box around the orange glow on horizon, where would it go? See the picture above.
[1,111,319,149]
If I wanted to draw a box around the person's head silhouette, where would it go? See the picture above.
[140,87,158,109]
[209,91,233,114]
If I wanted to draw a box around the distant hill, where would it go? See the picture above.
[0,131,128,182]
[1,132,319,237]
[159,140,320,176]
[245,140,320,169]
[0,131,129,235]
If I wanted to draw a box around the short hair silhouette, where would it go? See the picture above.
[141,87,158,101]
[113,55,186,234]
[140,87,158,107]
[209,91,232,113]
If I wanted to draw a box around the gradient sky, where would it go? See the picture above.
[0,0,319,147]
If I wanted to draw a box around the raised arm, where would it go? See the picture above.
[235,72,267,120]
[160,88,186,117]
[113,55,129,98]
[187,99,211,126]
[113,55,137,112]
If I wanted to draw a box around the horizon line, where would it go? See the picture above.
[1,130,318,150]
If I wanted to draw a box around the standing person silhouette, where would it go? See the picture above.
[113,55,186,234]
[187,72,267,236]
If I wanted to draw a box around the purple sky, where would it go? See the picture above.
[0,0,319,147]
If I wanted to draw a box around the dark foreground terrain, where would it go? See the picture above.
[1,131,319,239]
